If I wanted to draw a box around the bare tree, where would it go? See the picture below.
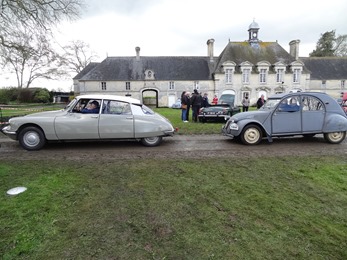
[0,0,84,49]
[334,34,347,57]
[61,40,99,74]
[1,29,66,88]
[0,0,85,88]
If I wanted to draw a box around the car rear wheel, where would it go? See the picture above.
[323,131,346,144]
[141,136,162,147]
[240,124,262,145]
[18,126,46,151]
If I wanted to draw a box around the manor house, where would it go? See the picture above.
[73,21,347,107]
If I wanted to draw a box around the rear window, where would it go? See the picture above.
[218,94,235,106]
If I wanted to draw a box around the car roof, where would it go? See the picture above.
[269,92,331,100]
[75,94,141,105]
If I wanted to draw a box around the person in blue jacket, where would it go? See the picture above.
[81,100,100,114]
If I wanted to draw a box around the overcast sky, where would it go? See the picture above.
[2,0,347,91]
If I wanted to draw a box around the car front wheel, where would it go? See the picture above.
[141,136,163,147]
[240,124,262,145]
[323,131,346,144]
[18,126,46,151]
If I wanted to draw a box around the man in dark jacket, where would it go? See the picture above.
[190,89,203,122]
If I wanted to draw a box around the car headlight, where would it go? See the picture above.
[229,122,239,130]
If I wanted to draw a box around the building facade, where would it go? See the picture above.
[73,21,346,107]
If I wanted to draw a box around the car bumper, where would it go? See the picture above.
[198,114,230,120]
[164,130,175,136]
[1,125,18,140]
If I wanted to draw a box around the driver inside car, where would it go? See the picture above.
[80,100,100,114]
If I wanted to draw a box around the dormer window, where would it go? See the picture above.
[225,69,233,83]
[222,61,236,84]
[293,69,301,83]
[256,61,271,84]
[290,61,304,84]
[240,61,253,85]
[145,70,154,80]
[259,69,267,83]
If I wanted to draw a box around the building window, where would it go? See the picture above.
[341,80,345,90]
[242,69,250,84]
[101,82,107,90]
[259,69,267,83]
[169,81,175,90]
[126,82,131,91]
[225,69,233,83]
[293,69,301,83]
[194,81,200,90]
[276,69,284,83]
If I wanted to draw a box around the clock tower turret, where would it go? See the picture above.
[248,19,260,44]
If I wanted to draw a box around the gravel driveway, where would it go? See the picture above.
[1,133,346,161]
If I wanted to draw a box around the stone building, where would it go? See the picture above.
[73,21,346,107]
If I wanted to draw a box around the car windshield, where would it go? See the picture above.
[140,104,155,115]
[64,98,77,111]
[219,94,235,106]
[262,98,281,109]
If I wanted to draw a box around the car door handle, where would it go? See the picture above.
[91,116,99,118]
[126,117,133,120]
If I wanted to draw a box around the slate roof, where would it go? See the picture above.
[215,41,299,73]
[79,56,216,81]
[73,62,99,80]
[300,57,347,80]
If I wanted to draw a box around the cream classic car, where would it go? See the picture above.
[2,95,175,150]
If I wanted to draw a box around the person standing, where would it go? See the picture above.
[212,95,218,105]
[202,93,210,108]
[256,94,266,109]
[185,92,191,121]
[181,91,188,122]
[190,89,203,122]
[242,96,250,112]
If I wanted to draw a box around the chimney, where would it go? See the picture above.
[207,39,215,62]
[135,46,140,60]
[289,40,300,59]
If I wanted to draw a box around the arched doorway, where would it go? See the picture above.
[142,89,158,108]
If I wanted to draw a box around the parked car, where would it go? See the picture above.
[1,95,175,150]
[171,98,182,109]
[198,94,240,123]
[222,92,347,145]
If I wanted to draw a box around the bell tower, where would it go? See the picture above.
[248,19,260,44]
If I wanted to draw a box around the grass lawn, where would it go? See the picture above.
[0,156,346,259]
[0,104,346,258]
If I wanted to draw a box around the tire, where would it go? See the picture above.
[240,124,262,145]
[140,136,162,147]
[323,131,346,144]
[18,126,46,151]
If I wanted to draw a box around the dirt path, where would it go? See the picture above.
[1,134,346,161]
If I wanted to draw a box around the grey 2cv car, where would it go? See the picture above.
[1,94,175,150]
[222,92,347,145]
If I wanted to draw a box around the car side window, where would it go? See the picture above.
[302,96,324,111]
[72,99,101,113]
[102,100,132,115]
[277,96,300,112]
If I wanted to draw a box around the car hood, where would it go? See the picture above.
[23,109,67,118]
[230,110,270,123]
